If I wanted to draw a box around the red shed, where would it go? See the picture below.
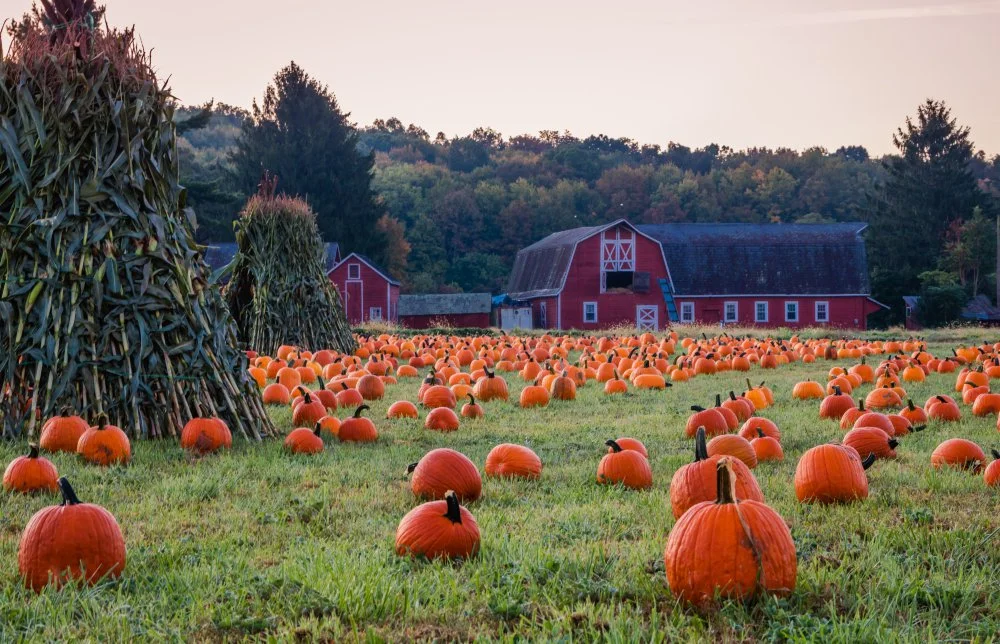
[398,293,493,329]
[507,220,887,330]
[328,253,400,325]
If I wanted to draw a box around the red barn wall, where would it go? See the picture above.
[553,225,669,330]
[672,296,878,330]
[328,262,398,325]
[399,312,491,329]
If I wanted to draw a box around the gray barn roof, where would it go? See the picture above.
[204,242,341,274]
[506,221,873,298]
[639,223,871,296]
[398,293,492,316]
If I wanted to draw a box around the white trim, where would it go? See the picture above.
[679,301,695,323]
[815,301,830,323]
[556,293,562,329]
[784,301,799,323]
[723,301,738,323]
[331,252,400,286]
[637,305,659,330]
[369,306,383,321]
[671,293,873,298]
[347,263,361,280]
[583,301,598,324]
[754,301,769,323]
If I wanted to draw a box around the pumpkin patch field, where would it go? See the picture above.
[2,330,999,640]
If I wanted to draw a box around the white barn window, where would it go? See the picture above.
[583,302,598,324]
[755,301,768,323]
[815,301,829,323]
[724,301,738,323]
[369,307,382,321]
[785,301,799,323]
[348,263,361,280]
[680,302,695,323]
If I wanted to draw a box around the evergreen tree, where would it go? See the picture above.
[231,63,385,260]
[866,99,988,324]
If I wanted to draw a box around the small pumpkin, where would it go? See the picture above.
[18,478,126,592]
[334,383,365,408]
[792,380,825,400]
[3,444,59,494]
[750,429,784,462]
[985,449,1000,487]
[284,424,325,454]
[38,409,88,453]
[460,394,485,419]
[292,390,327,427]
[707,434,757,469]
[664,458,796,605]
[820,386,855,420]
[180,417,232,454]
[843,426,898,460]
[484,444,542,479]
[597,439,652,490]
[408,448,482,501]
[387,400,419,419]
[685,405,728,438]
[356,374,386,401]
[422,385,457,409]
[549,370,577,401]
[608,437,648,458]
[77,416,131,467]
[604,370,628,395]
[262,383,292,405]
[338,405,379,442]
[927,395,962,422]
[425,407,461,432]
[395,490,480,559]
[737,417,781,442]
[519,385,550,408]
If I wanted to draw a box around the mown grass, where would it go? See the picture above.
[1,340,999,641]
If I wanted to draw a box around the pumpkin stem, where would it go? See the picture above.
[694,427,708,462]
[991,449,1000,460]
[58,477,82,506]
[936,395,948,404]
[606,439,622,453]
[406,462,418,474]
[888,438,899,450]
[485,366,495,378]
[444,490,463,524]
[756,428,766,439]
[353,405,369,418]
[95,413,108,430]
[857,399,865,411]
[714,458,737,504]
[341,383,349,391]
[313,422,322,437]
[690,405,706,412]
[28,443,40,459]
[715,394,722,408]
[833,385,842,396]
[729,391,738,401]
[907,399,917,412]
[861,453,876,470]
[746,378,753,391]
[59,406,72,417]
[467,394,476,406]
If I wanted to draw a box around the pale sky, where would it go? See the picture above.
[5,0,1000,155]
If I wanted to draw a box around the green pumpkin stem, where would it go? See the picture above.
[444,490,463,524]
[58,477,82,506]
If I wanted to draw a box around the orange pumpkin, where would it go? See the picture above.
[597,440,652,490]
[395,491,480,560]
[180,417,232,454]
[3,444,58,494]
[425,407,460,432]
[485,443,543,479]
[338,405,379,442]
[931,438,986,472]
[669,428,764,518]
[38,410,88,453]
[77,417,131,467]
[794,444,873,504]
[408,448,482,501]
[284,425,324,454]
[706,434,757,469]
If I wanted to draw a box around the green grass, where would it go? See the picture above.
[2,342,999,641]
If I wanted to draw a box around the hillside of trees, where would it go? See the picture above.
[177,66,1000,326]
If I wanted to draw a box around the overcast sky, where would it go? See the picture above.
[6,0,999,155]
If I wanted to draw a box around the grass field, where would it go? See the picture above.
[2,338,999,641]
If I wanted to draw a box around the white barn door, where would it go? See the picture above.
[636,305,658,331]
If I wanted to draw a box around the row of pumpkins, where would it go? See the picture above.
[5,333,1000,604]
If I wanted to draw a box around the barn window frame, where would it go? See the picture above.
[600,227,636,293]
[724,301,738,323]
[815,301,829,323]
[583,301,598,324]
[680,302,695,323]
[785,301,799,323]
[347,263,361,280]
[754,301,768,323]
[369,306,382,321]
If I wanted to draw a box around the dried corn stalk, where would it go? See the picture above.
[225,176,356,356]
[0,3,276,439]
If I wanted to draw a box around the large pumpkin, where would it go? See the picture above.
[931,438,986,472]
[180,418,232,454]
[794,444,874,504]
[395,491,480,559]
[38,410,88,453]
[843,426,898,460]
[292,390,327,427]
[669,427,763,518]
[472,367,509,402]
[408,448,482,501]
[484,444,542,479]
[3,444,59,494]
[684,405,728,438]
[338,405,379,442]
[425,407,461,432]
[284,425,324,454]
[422,385,457,409]
[597,440,652,490]
[664,459,796,605]
[18,478,126,592]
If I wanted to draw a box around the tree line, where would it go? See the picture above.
[178,63,1000,326]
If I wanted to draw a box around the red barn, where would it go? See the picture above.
[507,220,887,330]
[398,293,492,329]
[328,253,400,325]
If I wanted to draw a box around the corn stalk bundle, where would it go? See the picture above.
[0,3,276,439]
[225,178,356,356]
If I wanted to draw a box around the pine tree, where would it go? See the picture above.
[0,1,276,439]
[231,63,385,260]
[866,99,989,324]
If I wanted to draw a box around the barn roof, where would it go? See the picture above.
[332,252,401,286]
[398,293,492,316]
[961,295,1000,321]
[637,223,870,295]
[203,242,341,274]
[506,220,642,299]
